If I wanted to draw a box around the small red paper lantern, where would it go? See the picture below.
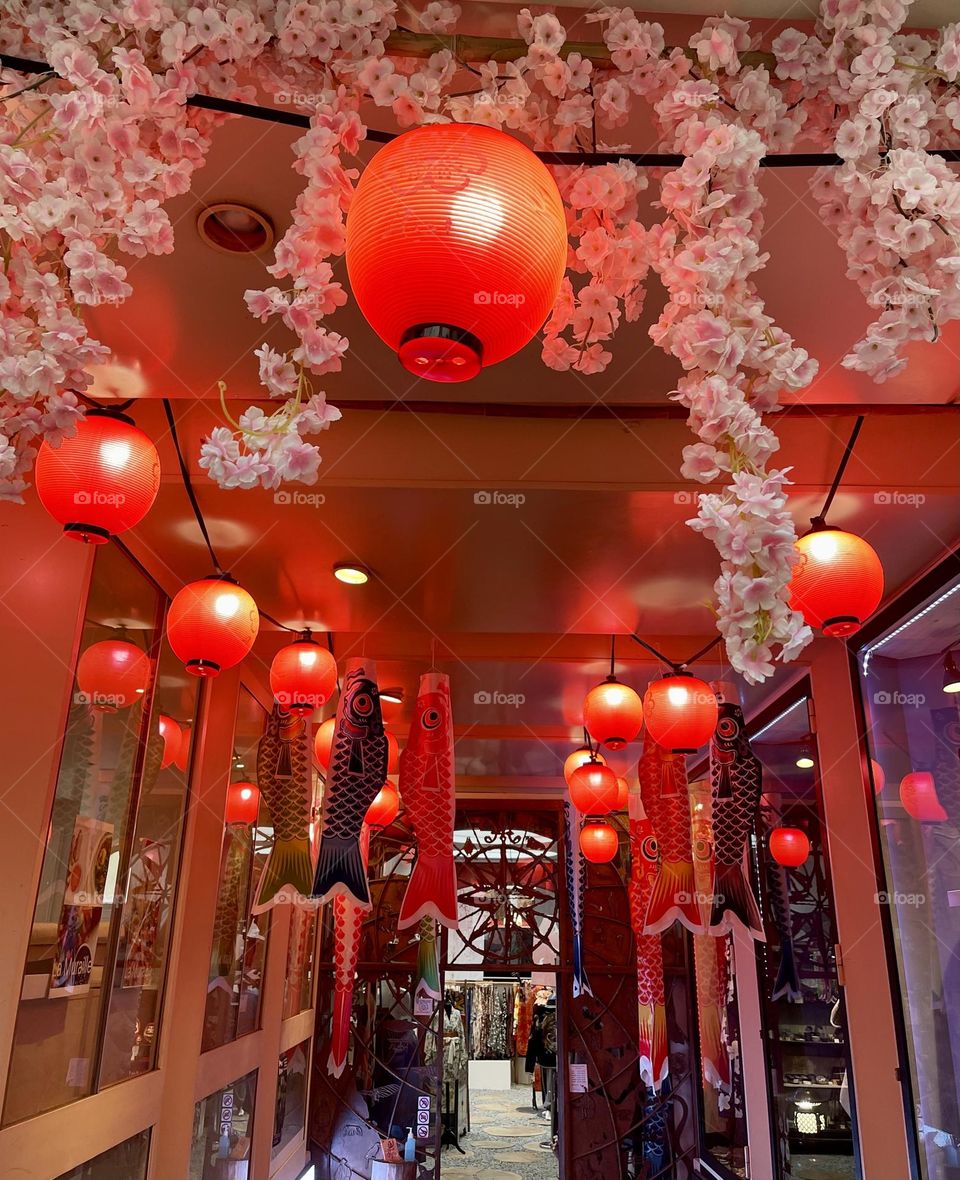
[580,821,619,864]
[870,758,885,796]
[900,771,946,822]
[314,716,336,771]
[790,527,884,638]
[269,633,337,716]
[225,780,260,825]
[569,761,620,816]
[769,827,810,867]
[35,409,160,544]
[166,575,259,678]
[615,777,629,811]
[563,746,606,786]
[346,123,568,383]
[386,730,400,775]
[77,639,151,711]
[643,674,718,754]
[158,714,182,768]
[583,677,644,750]
[365,782,400,830]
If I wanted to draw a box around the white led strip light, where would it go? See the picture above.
[861,579,960,675]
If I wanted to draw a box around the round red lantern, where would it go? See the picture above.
[314,716,336,771]
[580,821,620,864]
[166,575,259,677]
[35,409,160,543]
[269,633,337,716]
[643,674,718,754]
[569,761,620,816]
[77,639,151,711]
[615,777,629,811]
[225,780,260,825]
[346,123,568,383]
[870,758,885,796]
[365,782,400,830]
[583,677,644,750]
[386,730,400,775]
[563,746,606,786]
[769,827,810,867]
[900,771,946,822]
[790,526,883,638]
[158,713,182,768]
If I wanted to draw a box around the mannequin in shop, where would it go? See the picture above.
[438,991,468,1151]
[525,988,558,1144]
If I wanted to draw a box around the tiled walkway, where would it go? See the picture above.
[441,1085,558,1180]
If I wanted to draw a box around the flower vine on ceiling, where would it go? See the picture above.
[1,0,959,683]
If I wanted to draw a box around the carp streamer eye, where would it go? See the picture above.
[640,834,659,861]
[353,692,373,716]
[422,707,442,729]
[717,717,739,740]
[693,835,712,862]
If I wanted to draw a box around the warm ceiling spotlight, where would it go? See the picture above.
[225,780,260,826]
[643,673,719,755]
[165,575,259,678]
[583,677,644,750]
[35,408,160,544]
[796,747,815,770]
[365,782,400,830]
[580,820,620,864]
[769,826,810,867]
[563,746,606,787]
[269,632,338,716]
[197,202,274,255]
[380,687,404,723]
[790,525,884,638]
[77,638,152,711]
[345,123,567,382]
[333,562,370,585]
[943,650,960,694]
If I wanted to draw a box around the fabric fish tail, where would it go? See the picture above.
[652,1000,668,1090]
[644,858,703,934]
[709,863,766,940]
[313,837,372,910]
[771,936,803,1003]
[254,836,315,913]
[328,969,353,1078]
[398,852,458,930]
[328,829,369,1078]
[416,917,441,1000]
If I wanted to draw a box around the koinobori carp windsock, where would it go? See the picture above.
[328,825,370,1078]
[397,672,458,930]
[628,810,667,1090]
[312,659,388,909]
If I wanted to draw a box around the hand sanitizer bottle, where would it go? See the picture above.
[404,1128,416,1161]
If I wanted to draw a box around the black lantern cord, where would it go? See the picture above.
[814,415,865,527]
[76,391,136,415]
[628,631,720,673]
[3,52,960,169]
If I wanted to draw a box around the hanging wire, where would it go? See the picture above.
[814,415,865,527]
[162,398,222,575]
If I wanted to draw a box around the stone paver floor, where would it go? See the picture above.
[441,1085,558,1180]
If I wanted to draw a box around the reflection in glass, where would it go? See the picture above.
[4,544,197,1125]
[282,906,318,1020]
[53,1129,150,1180]
[190,1070,257,1180]
[272,1040,309,1158]
[859,576,960,1180]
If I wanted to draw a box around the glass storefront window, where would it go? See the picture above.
[54,1129,151,1180]
[858,574,960,1180]
[190,1070,257,1180]
[202,689,270,1052]
[751,695,855,1178]
[272,1040,309,1159]
[3,543,198,1125]
[282,906,318,1020]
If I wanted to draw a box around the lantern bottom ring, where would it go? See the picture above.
[64,522,111,544]
[185,658,222,678]
[398,323,483,383]
[822,614,860,638]
[602,737,628,750]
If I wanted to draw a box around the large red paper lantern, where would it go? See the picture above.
[580,821,619,864]
[900,771,946,822]
[346,123,568,383]
[569,761,620,815]
[769,827,810,867]
[365,782,400,830]
[643,674,718,754]
[563,746,606,786]
[77,639,151,711]
[790,527,883,638]
[35,409,160,544]
[314,716,336,771]
[225,780,260,825]
[166,576,259,677]
[269,633,337,716]
[584,677,644,750]
[158,714,182,768]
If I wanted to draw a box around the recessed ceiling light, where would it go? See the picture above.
[197,203,274,255]
[796,751,815,769]
[380,688,403,705]
[943,650,960,694]
[333,562,370,585]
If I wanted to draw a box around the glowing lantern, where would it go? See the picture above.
[35,409,161,544]
[166,576,259,677]
[314,716,336,771]
[899,771,946,822]
[614,777,629,811]
[269,633,337,716]
[790,527,883,638]
[77,639,151,711]
[345,123,568,382]
[769,827,810,867]
[225,781,260,825]
[643,674,718,754]
[158,714,182,768]
[386,730,400,775]
[563,746,606,786]
[365,783,400,830]
[569,761,620,816]
[870,758,885,795]
[580,821,619,864]
[583,677,644,750]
